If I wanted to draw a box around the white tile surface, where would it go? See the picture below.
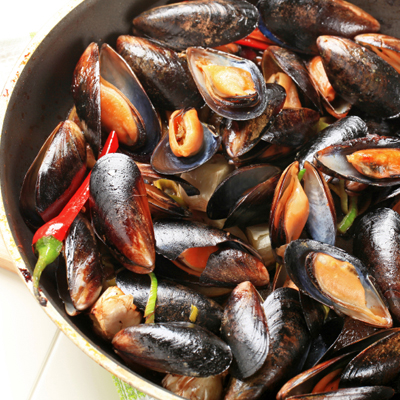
[0,269,58,400]
[31,332,119,400]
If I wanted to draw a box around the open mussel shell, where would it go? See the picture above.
[354,208,400,322]
[154,219,269,287]
[20,120,87,230]
[285,239,393,328]
[262,46,322,112]
[116,270,223,334]
[64,213,103,311]
[225,287,311,399]
[71,42,101,157]
[186,47,268,120]
[89,153,155,274]
[221,281,269,379]
[258,0,380,54]
[112,321,232,377]
[207,164,281,220]
[261,108,320,148]
[131,0,258,52]
[295,116,368,168]
[222,83,286,158]
[303,161,336,245]
[116,36,204,111]
[317,36,400,119]
[314,136,400,187]
[150,121,221,175]
[99,44,160,161]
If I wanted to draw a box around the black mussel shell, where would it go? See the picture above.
[317,36,400,119]
[187,47,268,120]
[354,208,400,322]
[64,213,103,311]
[222,83,286,158]
[314,136,400,187]
[258,0,379,54]
[112,322,232,377]
[150,121,221,175]
[154,219,269,288]
[340,329,400,392]
[116,36,204,111]
[71,42,101,157]
[221,281,269,379]
[116,270,223,334]
[262,46,322,112]
[295,116,368,168]
[99,44,160,161]
[285,239,392,328]
[225,288,311,399]
[303,161,336,245]
[131,0,258,52]
[284,387,394,399]
[207,164,281,220]
[20,120,87,230]
[90,153,155,274]
[261,108,320,148]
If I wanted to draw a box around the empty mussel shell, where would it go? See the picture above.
[187,47,268,120]
[112,321,232,377]
[285,239,393,328]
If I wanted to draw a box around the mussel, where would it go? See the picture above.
[131,0,258,51]
[89,153,155,274]
[285,240,393,328]
[20,120,87,230]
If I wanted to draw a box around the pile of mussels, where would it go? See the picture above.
[19,0,400,399]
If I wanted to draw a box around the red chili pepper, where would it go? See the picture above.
[32,131,119,304]
[235,38,270,51]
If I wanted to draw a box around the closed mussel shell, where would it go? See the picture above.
[314,136,400,186]
[112,322,232,377]
[283,386,394,400]
[116,36,204,111]
[20,120,87,230]
[116,270,223,334]
[340,328,400,391]
[258,0,379,54]
[354,208,400,322]
[90,153,155,274]
[221,281,269,379]
[225,288,311,399]
[131,0,258,52]
[317,36,400,119]
[64,213,103,311]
